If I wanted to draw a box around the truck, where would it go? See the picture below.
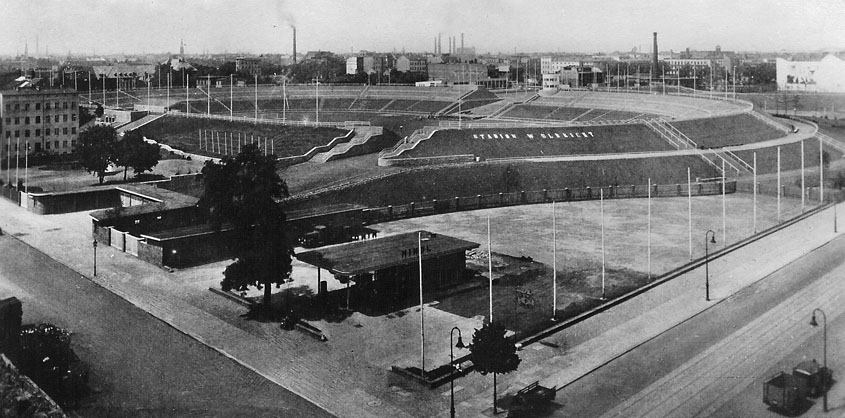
[763,371,807,413]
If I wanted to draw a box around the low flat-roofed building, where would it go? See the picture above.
[297,231,479,311]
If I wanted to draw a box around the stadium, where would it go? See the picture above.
[78,82,840,368]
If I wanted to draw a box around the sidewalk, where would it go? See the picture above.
[0,197,841,418]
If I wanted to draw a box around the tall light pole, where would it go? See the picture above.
[92,239,98,276]
[449,326,465,418]
[704,230,716,301]
[552,201,557,319]
[600,187,606,300]
[810,308,828,412]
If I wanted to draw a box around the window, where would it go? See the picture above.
[24,130,30,137]
[35,116,40,124]
[63,102,68,109]
[71,113,77,121]
[54,128,58,136]
[54,102,59,109]
[35,103,40,110]
[14,131,19,138]
[34,143,41,151]
[24,117,29,125]
[4,117,9,125]
[54,115,59,123]
[54,141,58,148]
[45,141,50,150]
[44,103,50,110]
[45,129,50,136]
[4,104,9,111]
[24,103,29,111]
[35,129,40,136]
[4,131,9,139]
[71,127,76,134]
[14,117,19,125]
[14,104,19,110]
[62,141,68,148]
[63,127,68,135]
[71,102,76,107]
[71,140,76,147]
[63,114,68,122]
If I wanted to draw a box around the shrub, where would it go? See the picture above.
[17,324,89,408]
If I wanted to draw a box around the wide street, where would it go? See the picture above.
[0,234,332,418]
[555,232,845,417]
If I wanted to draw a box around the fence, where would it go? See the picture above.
[173,111,369,128]
[362,180,736,224]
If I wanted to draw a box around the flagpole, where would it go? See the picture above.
[186,74,190,114]
[801,140,805,212]
[722,158,726,246]
[647,178,652,280]
[688,167,692,260]
[777,146,781,223]
[487,216,493,323]
[230,74,233,121]
[820,138,824,204]
[552,201,557,319]
[753,152,758,234]
[600,187,606,300]
[418,232,425,377]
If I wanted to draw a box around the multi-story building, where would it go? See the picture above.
[1,81,79,165]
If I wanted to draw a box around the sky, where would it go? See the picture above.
[2,0,845,57]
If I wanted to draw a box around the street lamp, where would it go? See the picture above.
[704,230,716,301]
[92,239,98,276]
[450,326,465,418]
[810,308,828,412]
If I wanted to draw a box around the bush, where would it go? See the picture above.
[17,324,89,408]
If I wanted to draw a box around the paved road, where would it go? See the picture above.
[0,234,333,418]
[552,233,845,417]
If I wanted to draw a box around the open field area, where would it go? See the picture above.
[671,113,786,147]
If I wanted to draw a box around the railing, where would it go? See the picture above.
[747,110,792,134]
[360,180,737,224]
[172,111,366,128]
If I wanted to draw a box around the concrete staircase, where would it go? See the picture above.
[310,126,384,163]
[116,113,167,134]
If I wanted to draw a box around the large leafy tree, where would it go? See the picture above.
[115,130,161,180]
[77,125,117,184]
[469,321,521,414]
[199,143,292,311]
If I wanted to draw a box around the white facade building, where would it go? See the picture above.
[777,54,845,93]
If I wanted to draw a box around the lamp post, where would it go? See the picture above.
[704,230,716,301]
[92,239,98,277]
[449,326,465,418]
[810,308,828,412]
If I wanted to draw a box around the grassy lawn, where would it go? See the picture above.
[672,114,786,147]
[135,115,348,158]
[402,125,671,158]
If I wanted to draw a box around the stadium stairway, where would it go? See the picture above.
[645,119,742,175]
[310,126,384,163]
[347,85,370,110]
[378,126,439,160]
[116,113,167,134]
[435,88,479,117]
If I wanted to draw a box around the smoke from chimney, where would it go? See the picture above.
[292,26,297,64]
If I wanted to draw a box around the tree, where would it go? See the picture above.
[115,130,161,180]
[468,321,521,414]
[198,143,293,311]
[78,125,117,184]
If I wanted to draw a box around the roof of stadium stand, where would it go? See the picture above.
[296,230,480,277]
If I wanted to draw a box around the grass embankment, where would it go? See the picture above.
[135,115,348,158]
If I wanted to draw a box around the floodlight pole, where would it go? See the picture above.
[753,152,758,234]
[552,201,557,319]
[600,187,606,300]
[488,216,493,323]
[777,146,782,223]
[647,178,652,280]
[419,232,425,378]
[688,167,692,260]
[801,140,805,212]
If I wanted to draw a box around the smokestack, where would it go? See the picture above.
[461,33,464,52]
[434,37,437,54]
[438,33,442,55]
[292,26,297,64]
[652,32,658,80]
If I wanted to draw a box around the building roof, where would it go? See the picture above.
[296,230,479,276]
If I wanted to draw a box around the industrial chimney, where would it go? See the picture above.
[652,32,658,80]
[292,26,297,64]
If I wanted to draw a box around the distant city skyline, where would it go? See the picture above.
[2,0,844,57]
